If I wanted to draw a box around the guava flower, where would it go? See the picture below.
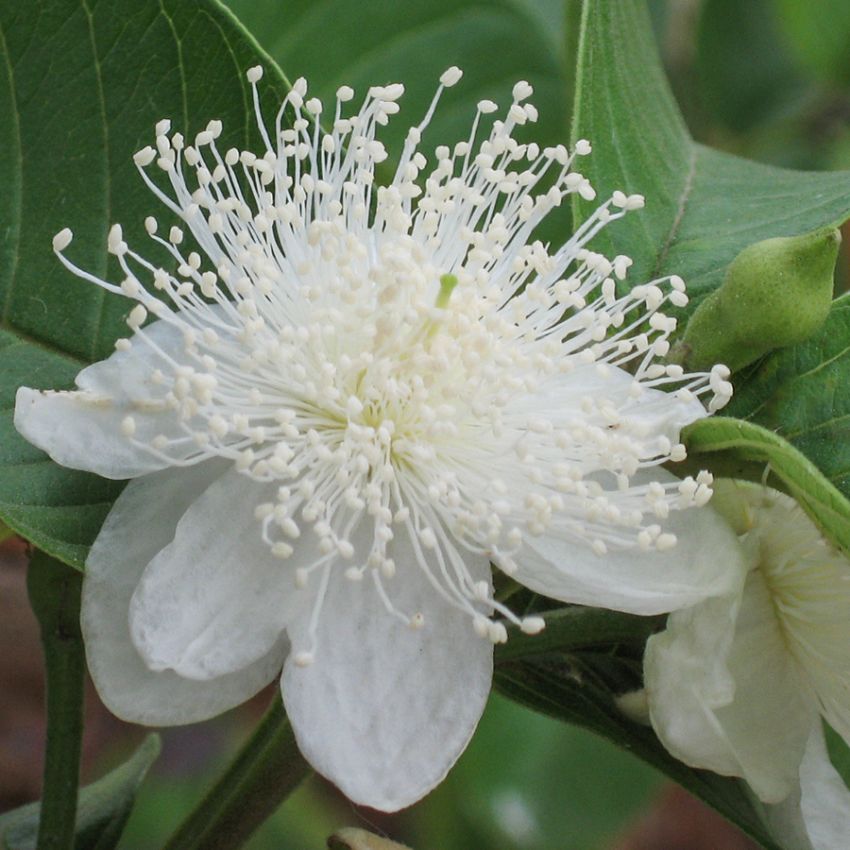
[15,66,736,811]
[645,482,850,848]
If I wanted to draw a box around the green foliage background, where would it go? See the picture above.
[3,0,850,848]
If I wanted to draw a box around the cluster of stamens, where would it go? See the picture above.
[52,66,732,662]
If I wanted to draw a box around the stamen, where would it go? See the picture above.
[47,67,731,663]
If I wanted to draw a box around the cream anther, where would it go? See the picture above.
[133,146,156,167]
[440,66,463,87]
[52,229,73,252]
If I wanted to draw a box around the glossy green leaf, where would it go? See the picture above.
[0,735,161,850]
[571,0,850,309]
[0,0,290,567]
[682,416,850,558]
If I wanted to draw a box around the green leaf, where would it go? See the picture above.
[724,295,850,499]
[495,605,662,663]
[0,735,161,850]
[0,0,290,567]
[223,0,570,164]
[570,0,850,308]
[682,416,850,558]
[494,656,782,849]
[824,723,850,793]
[701,293,850,560]
[0,331,123,571]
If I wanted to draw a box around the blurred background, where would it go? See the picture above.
[4,0,850,847]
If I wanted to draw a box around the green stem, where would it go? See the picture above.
[163,693,311,850]
[27,551,86,850]
[495,606,663,663]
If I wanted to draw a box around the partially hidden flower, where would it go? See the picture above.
[15,66,737,811]
[645,481,850,849]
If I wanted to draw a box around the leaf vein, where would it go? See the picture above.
[0,322,88,365]
[80,0,110,362]
[157,0,190,132]
[653,144,698,278]
[0,19,24,326]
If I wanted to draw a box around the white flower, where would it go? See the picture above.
[16,66,737,811]
[645,482,850,849]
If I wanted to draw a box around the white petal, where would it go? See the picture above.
[645,592,741,772]
[15,386,182,479]
[765,724,850,850]
[14,319,194,479]
[282,522,493,811]
[531,365,706,461]
[751,493,850,744]
[83,460,287,726]
[798,724,850,850]
[511,471,743,614]
[73,316,190,399]
[129,468,301,681]
[646,569,817,803]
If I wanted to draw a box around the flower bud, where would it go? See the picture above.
[681,226,840,372]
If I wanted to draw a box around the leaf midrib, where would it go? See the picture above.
[0,19,24,326]
[81,0,112,363]
[652,145,698,279]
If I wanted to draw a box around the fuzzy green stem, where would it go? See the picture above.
[27,552,86,850]
[163,693,311,850]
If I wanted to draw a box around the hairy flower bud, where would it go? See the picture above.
[681,227,840,372]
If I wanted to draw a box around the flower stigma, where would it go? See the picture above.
[45,65,733,666]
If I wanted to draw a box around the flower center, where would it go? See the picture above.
[50,66,734,663]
